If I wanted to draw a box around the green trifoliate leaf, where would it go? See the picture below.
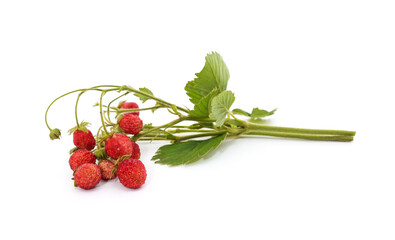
[189,89,219,118]
[134,87,154,103]
[209,91,235,127]
[151,134,226,166]
[185,52,230,105]
[250,108,277,119]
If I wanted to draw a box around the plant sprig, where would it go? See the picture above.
[45,52,356,166]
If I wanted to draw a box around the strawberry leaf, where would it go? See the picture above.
[185,52,229,105]
[232,107,276,119]
[232,108,251,117]
[250,108,277,119]
[209,91,235,127]
[189,89,219,118]
[134,87,154,103]
[151,134,226,165]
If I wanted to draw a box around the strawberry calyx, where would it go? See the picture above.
[67,121,91,134]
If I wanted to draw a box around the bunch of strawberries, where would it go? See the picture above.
[68,102,146,190]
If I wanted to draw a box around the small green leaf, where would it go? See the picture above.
[152,134,226,165]
[232,108,251,117]
[189,89,219,118]
[134,87,154,103]
[232,107,277,119]
[209,91,235,127]
[185,52,230,105]
[250,108,277,119]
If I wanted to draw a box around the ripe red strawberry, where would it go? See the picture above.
[74,163,101,190]
[105,134,133,160]
[119,102,139,116]
[69,149,96,171]
[98,160,116,180]
[131,141,141,159]
[117,158,147,189]
[73,129,96,151]
[119,114,143,135]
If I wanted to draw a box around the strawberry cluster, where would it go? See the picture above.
[68,102,147,190]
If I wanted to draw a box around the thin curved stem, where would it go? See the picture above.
[74,91,84,128]
[45,85,119,131]
[133,117,186,141]
[99,91,110,136]
[107,92,129,122]
[121,86,189,113]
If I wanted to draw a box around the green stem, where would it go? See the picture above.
[45,85,119,131]
[121,86,189,113]
[244,130,354,142]
[107,92,129,122]
[99,91,110,136]
[74,91,84,128]
[245,121,356,136]
[133,117,186,141]
[167,129,216,134]
[176,131,228,141]
[116,106,165,115]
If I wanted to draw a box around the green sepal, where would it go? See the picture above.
[68,121,91,135]
[69,147,79,155]
[49,128,61,140]
[93,148,108,160]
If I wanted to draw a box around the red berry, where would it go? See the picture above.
[105,134,133,160]
[119,114,143,135]
[74,163,101,190]
[117,158,147,189]
[98,160,116,180]
[131,141,141,159]
[73,129,96,151]
[119,102,139,116]
[69,149,96,171]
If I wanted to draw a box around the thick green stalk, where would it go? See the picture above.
[176,131,227,141]
[245,121,356,136]
[244,130,354,142]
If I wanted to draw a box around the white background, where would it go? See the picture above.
[1,1,394,239]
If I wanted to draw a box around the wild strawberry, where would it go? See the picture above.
[98,160,116,180]
[131,141,141,159]
[74,163,101,190]
[73,129,96,151]
[105,134,133,160]
[69,149,96,171]
[117,158,147,189]
[119,114,143,135]
[119,101,139,116]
